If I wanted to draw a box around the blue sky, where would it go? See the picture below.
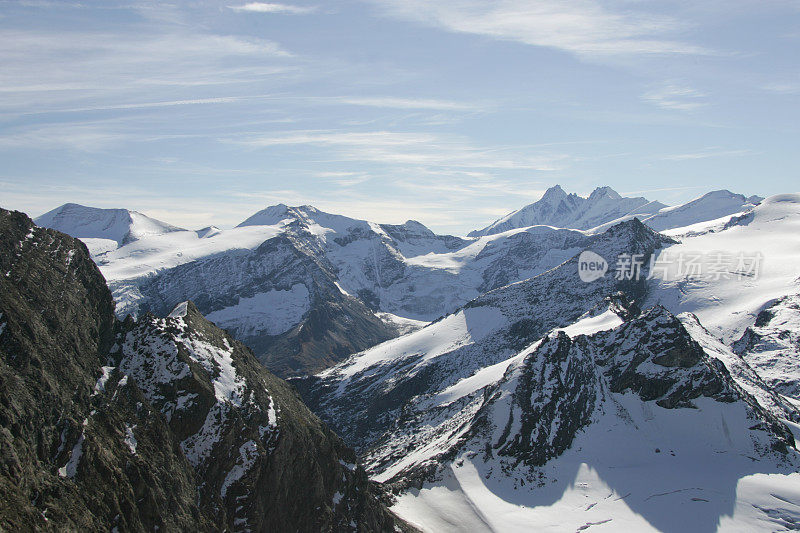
[1,0,798,235]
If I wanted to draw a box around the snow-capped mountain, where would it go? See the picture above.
[468,185,666,237]
[589,189,763,234]
[0,208,408,531]
[12,186,800,531]
[79,204,595,375]
[37,187,770,379]
[35,203,185,254]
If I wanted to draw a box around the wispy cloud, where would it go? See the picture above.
[234,130,568,170]
[367,0,709,57]
[762,81,800,94]
[228,3,316,15]
[336,96,483,111]
[642,82,707,110]
[659,148,756,161]
[0,29,293,116]
[0,123,129,151]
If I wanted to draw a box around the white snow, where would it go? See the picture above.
[181,402,227,467]
[205,284,310,337]
[93,366,115,394]
[124,424,137,455]
[325,306,505,379]
[555,309,623,338]
[375,312,428,335]
[93,223,286,281]
[589,189,760,235]
[266,395,277,428]
[331,491,344,507]
[392,395,800,533]
[220,440,259,498]
[35,203,184,247]
[647,193,800,343]
[182,334,245,406]
[168,301,188,318]
[470,185,664,237]
[57,433,85,478]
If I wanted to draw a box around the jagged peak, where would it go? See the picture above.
[588,185,622,201]
[539,184,568,203]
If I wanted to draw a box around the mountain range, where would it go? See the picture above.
[34,186,763,378]
[15,184,800,531]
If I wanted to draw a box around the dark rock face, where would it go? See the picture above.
[492,332,599,467]
[0,209,207,531]
[0,209,409,532]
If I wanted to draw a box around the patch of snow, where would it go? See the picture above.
[326,306,505,379]
[181,402,227,467]
[220,440,259,498]
[57,433,84,478]
[168,301,188,318]
[375,312,428,335]
[124,424,137,455]
[332,491,344,507]
[93,366,115,394]
[556,308,623,338]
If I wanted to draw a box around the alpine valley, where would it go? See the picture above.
[3,184,799,532]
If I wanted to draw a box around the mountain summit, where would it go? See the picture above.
[35,203,184,253]
[468,185,666,236]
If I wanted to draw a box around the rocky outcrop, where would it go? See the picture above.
[733,294,800,400]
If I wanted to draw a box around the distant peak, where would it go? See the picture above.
[540,184,567,202]
[588,186,622,201]
[404,219,428,230]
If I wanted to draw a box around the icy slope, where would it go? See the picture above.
[35,203,184,253]
[468,185,665,236]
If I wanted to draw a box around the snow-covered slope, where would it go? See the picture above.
[35,203,184,254]
[646,193,800,343]
[468,185,665,237]
[294,193,800,531]
[589,189,762,234]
